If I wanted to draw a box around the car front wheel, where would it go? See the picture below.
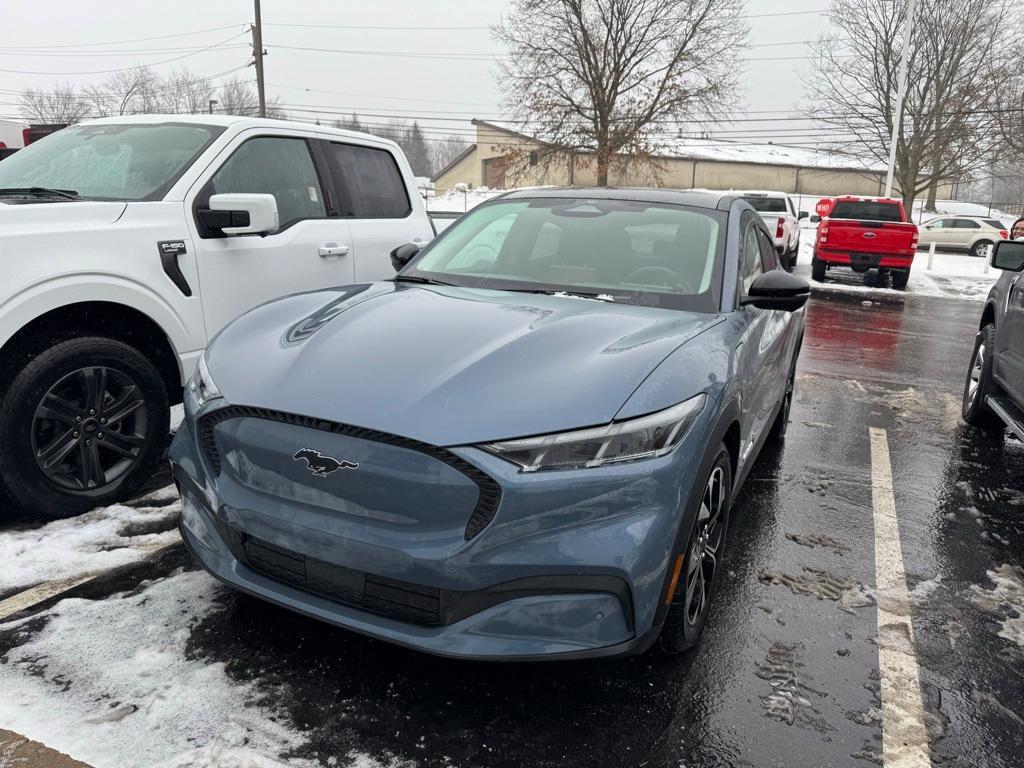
[659,447,731,654]
[0,336,170,519]
[962,324,1002,431]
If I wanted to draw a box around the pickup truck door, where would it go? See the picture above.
[185,131,356,335]
[996,273,1024,402]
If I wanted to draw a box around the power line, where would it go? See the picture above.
[0,45,251,58]
[0,24,247,50]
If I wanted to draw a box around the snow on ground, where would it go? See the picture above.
[792,224,1000,302]
[0,486,181,594]
[0,571,326,768]
[425,186,502,213]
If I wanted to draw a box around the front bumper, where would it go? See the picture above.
[170,401,708,660]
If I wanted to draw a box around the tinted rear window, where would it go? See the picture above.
[327,142,411,219]
[829,201,903,222]
[742,196,787,213]
[984,219,1004,229]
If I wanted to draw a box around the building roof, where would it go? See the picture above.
[472,119,886,174]
[430,143,478,182]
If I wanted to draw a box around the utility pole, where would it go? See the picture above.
[884,0,917,199]
[251,0,266,118]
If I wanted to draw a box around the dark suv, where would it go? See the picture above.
[962,239,1024,439]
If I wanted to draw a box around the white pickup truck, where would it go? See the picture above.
[735,190,806,270]
[0,115,433,518]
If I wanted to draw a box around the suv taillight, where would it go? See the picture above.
[776,218,785,238]
[22,127,30,146]
[1000,229,1008,239]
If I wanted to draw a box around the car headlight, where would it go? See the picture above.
[481,394,706,472]
[189,352,223,407]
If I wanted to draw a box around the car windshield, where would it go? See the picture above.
[406,198,726,312]
[830,201,903,222]
[742,196,787,213]
[0,122,223,201]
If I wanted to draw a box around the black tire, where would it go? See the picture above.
[970,240,993,259]
[780,249,793,272]
[768,342,800,444]
[659,447,732,654]
[811,255,826,282]
[0,336,170,519]
[962,324,1003,430]
[891,269,910,290]
[789,241,799,265]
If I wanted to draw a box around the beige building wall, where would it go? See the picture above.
[433,122,955,201]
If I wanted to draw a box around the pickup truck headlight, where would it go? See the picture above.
[189,352,222,408]
[481,394,706,472]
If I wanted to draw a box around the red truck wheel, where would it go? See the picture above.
[811,256,826,282]
[892,269,910,290]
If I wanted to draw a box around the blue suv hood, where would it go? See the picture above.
[207,282,722,446]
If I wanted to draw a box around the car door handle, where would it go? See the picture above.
[318,244,350,258]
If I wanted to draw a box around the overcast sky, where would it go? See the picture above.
[1,0,832,146]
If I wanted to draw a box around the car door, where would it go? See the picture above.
[949,218,981,249]
[320,139,430,283]
[919,218,950,247]
[996,271,1024,402]
[186,131,356,335]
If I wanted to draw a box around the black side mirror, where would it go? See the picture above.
[390,243,421,272]
[809,214,820,224]
[798,211,809,220]
[742,270,811,312]
[991,240,1024,272]
[198,208,251,231]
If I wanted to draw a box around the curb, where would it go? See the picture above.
[0,729,93,768]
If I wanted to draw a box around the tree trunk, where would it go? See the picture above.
[596,150,609,187]
[924,154,942,211]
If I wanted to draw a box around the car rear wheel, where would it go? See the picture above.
[970,240,993,259]
[0,336,170,519]
[962,324,1003,431]
[811,256,826,282]
[659,447,731,654]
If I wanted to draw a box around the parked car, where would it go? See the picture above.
[170,188,810,660]
[0,115,434,518]
[962,237,1024,440]
[812,196,919,289]
[736,190,806,270]
[918,215,1008,258]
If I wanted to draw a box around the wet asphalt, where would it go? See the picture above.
[3,291,1024,768]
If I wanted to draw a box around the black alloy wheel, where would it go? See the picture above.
[31,366,148,490]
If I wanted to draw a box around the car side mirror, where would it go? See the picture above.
[798,211,809,220]
[199,193,279,236]
[809,214,820,224]
[991,240,1024,272]
[390,243,421,272]
[742,270,811,312]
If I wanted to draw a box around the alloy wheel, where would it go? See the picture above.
[684,466,726,626]
[967,342,985,408]
[31,366,148,491]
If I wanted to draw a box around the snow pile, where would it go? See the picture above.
[426,185,502,213]
[0,571,319,768]
[970,564,1024,647]
[0,486,181,593]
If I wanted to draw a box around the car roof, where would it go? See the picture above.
[494,187,736,210]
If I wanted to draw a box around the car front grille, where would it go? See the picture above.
[197,405,502,541]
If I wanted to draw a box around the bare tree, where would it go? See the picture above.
[83,65,163,116]
[805,0,1018,210]
[429,134,471,175]
[20,83,91,124]
[216,76,286,118]
[161,69,215,115]
[494,0,746,186]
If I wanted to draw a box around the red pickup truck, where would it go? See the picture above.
[812,197,919,290]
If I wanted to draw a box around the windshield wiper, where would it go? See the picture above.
[0,187,80,200]
[393,274,456,286]
[500,287,620,303]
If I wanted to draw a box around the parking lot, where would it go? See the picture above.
[0,288,1020,768]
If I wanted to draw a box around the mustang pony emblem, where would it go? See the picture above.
[292,449,359,478]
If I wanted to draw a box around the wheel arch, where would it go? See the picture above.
[0,301,185,405]
[979,302,997,331]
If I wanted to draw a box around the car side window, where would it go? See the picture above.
[928,219,949,229]
[953,219,981,229]
[211,137,326,229]
[741,224,764,292]
[326,142,411,219]
[756,229,779,271]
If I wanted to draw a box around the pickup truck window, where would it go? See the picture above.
[742,196,787,213]
[211,137,326,229]
[0,123,222,201]
[830,201,903,222]
[326,143,411,219]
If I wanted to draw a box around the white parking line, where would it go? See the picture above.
[869,427,932,768]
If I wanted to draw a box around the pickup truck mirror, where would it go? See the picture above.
[200,193,279,236]
[798,211,809,220]
[390,243,421,272]
[991,240,1024,272]
[809,214,820,224]
[741,270,811,312]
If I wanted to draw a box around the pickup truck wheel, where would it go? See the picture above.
[970,240,993,259]
[962,324,1002,431]
[811,256,826,282]
[659,447,731,655]
[0,336,170,519]
[891,269,910,290]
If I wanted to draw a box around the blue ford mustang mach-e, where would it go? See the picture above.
[170,188,809,660]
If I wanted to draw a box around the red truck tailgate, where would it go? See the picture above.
[820,219,919,256]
